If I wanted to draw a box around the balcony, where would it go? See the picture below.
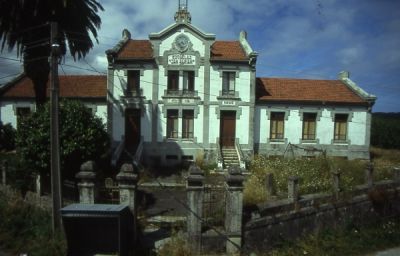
[163,89,199,98]
[120,88,145,108]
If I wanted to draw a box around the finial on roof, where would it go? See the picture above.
[175,0,191,23]
[338,71,350,80]
[240,30,247,40]
[122,29,131,40]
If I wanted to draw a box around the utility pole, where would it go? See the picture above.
[50,21,62,232]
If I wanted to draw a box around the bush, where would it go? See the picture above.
[371,113,400,149]
[0,188,66,255]
[0,122,16,151]
[16,100,109,183]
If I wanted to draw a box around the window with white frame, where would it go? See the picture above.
[183,71,194,93]
[182,110,194,139]
[222,71,235,95]
[167,109,179,138]
[334,114,348,141]
[302,113,317,140]
[270,112,285,140]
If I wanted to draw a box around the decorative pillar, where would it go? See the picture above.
[288,176,299,201]
[332,169,341,200]
[393,167,400,183]
[365,162,374,188]
[186,165,205,255]
[116,163,138,212]
[225,166,245,255]
[265,173,276,197]
[2,160,7,186]
[76,161,96,204]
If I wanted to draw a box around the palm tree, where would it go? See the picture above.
[0,0,104,106]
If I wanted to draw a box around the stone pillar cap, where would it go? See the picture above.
[80,160,97,172]
[189,164,204,176]
[187,165,204,187]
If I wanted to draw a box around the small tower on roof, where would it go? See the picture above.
[175,0,191,23]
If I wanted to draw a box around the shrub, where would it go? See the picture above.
[0,188,66,255]
[157,231,190,256]
[16,100,109,184]
[0,122,16,151]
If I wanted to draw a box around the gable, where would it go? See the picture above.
[256,77,368,105]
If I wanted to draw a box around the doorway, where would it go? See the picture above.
[219,111,236,148]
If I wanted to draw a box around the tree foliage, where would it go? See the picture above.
[371,113,400,149]
[16,100,109,179]
[0,122,16,151]
[0,0,103,105]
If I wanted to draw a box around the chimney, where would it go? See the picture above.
[338,71,350,80]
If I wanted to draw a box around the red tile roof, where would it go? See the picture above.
[211,41,248,61]
[117,40,154,59]
[1,75,106,99]
[256,77,367,104]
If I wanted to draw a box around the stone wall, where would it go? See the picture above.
[243,181,400,253]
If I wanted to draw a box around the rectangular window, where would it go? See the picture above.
[222,72,235,95]
[302,113,317,140]
[182,110,194,139]
[334,114,348,141]
[167,110,179,139]
[270,112,285,140]
[127,70,140,95]
[183,71,195,93]
[168,70,179,93]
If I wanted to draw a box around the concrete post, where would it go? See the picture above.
[265,173,276,197]
[332,169,341,200]
[288,176,299,201]
[76,161,96,204]
[186,165,205,255]
[2,160,7,186]
[365,162,374,188]
[393,167,400,183]
[225,166,245,255]
[116,163,138,212]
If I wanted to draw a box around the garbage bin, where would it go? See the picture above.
[61,204,134,256]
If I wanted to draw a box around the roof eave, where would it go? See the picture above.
[256,99,369,107]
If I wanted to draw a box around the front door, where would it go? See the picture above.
[125,109,141,151]
[220,111,236,148]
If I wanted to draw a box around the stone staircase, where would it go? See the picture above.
[221,147,240,170]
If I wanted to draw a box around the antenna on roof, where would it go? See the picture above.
[175,0,191,23]
[178,0,188,10]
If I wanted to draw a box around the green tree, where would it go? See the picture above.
[0,122,16,151]
[16,100,109,182]
[0,0,103,106]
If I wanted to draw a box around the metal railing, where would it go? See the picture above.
[111,136,125,167]
[216,138,224,170]
[235,139,246,170]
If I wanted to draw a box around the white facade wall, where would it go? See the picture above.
[0,102,19,128]
[255,106,369,147]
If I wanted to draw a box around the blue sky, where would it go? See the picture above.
[0,0,399,112]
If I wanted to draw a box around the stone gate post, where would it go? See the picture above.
[225,166,244,255]
[332,169,341,200]
[365,162,374,188]
[76,161,96,204]
[186,165,204,255]
[393,167,400,183]
[116,163,138,212]
[288,176,299,201]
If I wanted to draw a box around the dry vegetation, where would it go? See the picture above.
[244,148,400,206]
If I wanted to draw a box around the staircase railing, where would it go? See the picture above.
[216,138,224,170]
[111,136,125,167]
[235,139,246,170]
[133,137,144,163]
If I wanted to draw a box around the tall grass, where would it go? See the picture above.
[0,187,66,255]
[244,151,398,206]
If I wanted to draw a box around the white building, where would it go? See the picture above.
[0,4,376,169]
[0,74,107,127]
[105,5,376,168]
